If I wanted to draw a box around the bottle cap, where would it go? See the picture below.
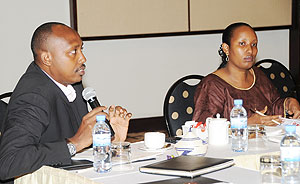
[96,115,106,122]
[285,125,296,133]
[234,99,243,105]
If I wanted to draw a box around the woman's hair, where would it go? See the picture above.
[218,22,253,69]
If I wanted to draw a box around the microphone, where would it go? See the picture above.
[82,87,115,136]
[82,87,100,109]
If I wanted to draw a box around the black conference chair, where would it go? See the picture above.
[0,92,12,136]
[163,75,204,137]
[255,59,297,99]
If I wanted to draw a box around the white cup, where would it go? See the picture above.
[182,121,197,136]
[192,127,208,141]
[182,125,190,136]
[144,132,165,150]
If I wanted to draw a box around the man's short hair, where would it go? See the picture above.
[31,22,66,60]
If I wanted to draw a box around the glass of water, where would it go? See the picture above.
[260,155,281,184]
[111,142,133,171]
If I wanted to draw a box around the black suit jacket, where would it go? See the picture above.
[0,62,88,181]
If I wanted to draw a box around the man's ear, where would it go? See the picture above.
[222,43,230,56]
[40,51,52,66]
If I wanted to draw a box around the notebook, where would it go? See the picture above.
[139,155,234,178]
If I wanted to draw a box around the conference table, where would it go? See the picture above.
[15,137,281,184]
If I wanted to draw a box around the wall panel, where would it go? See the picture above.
[190,0,292,31]
[76,0,188,37]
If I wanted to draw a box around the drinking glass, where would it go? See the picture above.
[260,155,281,184]
[111,142,133,171]
[248,124,267,150]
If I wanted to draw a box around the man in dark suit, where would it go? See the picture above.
[0,22,132,183]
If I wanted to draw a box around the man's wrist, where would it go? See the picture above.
[66,139,76,156]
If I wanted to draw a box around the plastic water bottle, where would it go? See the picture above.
[280,125,300,183]
[93,115,112,173]
[230,99,248,152]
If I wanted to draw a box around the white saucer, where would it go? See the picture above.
[266,135,283,143]
[138,144,172,152]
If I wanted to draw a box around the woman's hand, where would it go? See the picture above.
[248,106,281,126]
[285,98,300,119]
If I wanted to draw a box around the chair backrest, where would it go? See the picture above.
[163,75,204,137]
[0,92,12,100]
[255,59,297,99]
[0,92,12,137]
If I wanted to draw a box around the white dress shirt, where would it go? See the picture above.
[42,70,76,102]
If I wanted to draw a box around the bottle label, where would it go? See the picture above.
[280,147,300,161]
[93,134,111,147]
[231,117,247,129]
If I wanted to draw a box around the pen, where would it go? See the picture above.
[250,109,281,125]
[132,158,156,163]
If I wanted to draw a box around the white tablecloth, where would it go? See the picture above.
[15,166,98,184]
[76,139,280,184]
[16,138,280,184]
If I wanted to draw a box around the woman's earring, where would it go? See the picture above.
[225,55,229,62]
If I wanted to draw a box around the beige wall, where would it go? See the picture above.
[0,0,290,118]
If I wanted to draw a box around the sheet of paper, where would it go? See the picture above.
[72,148,93,161]
[280,118,300,126]
[72,145,163,163]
